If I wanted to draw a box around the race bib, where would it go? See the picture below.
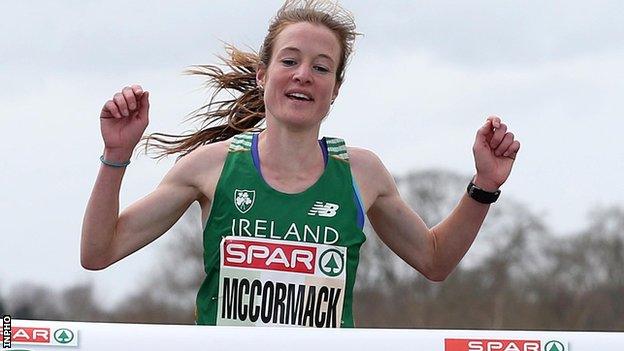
[217,237,347,327]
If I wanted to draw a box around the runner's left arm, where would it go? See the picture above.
[364,116,520,281]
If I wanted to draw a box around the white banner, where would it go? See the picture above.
[3,318,624,351]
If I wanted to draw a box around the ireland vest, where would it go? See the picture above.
[195,132,366,327]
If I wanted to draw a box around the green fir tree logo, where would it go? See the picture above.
[54,328,74,344]
[319,249,345,277]
[544,340,565,351]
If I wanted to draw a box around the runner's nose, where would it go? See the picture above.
[292,65,313,85]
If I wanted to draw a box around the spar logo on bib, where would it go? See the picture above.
[234,189,255,213]
[223,237,317,274]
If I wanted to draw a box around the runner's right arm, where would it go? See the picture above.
[81,85,201,270]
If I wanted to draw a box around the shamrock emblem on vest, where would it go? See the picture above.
[234,189,256,214]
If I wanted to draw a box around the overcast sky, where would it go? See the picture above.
[1,0,623,308]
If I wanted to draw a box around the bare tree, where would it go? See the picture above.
[7,282,61,320]
[59,283,107,322]
[533,206,624,330]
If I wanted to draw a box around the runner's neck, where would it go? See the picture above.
[257,128,325,193]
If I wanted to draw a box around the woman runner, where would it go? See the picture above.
[81,0,520,327]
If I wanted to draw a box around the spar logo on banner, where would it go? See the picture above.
[12,326,78,347]
[445,338,566,351]
[218,237,347,327]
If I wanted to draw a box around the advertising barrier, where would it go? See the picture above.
[3,317,624,350]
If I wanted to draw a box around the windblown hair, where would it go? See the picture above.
[143,0,358,158]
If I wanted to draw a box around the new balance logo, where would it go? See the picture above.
[308,202,339,217]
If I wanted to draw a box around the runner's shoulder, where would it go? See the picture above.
[347,146,394,201]
[347,146,384,172]
[168,140,230,186]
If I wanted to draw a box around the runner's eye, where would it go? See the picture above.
[281,59,296,66]
[314,65,330,73]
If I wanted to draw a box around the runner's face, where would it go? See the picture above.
[257,22,341,129]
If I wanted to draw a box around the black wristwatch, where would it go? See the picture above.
[467,180,501,204]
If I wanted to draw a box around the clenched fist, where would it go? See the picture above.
[100,84,150,161]
[472,116,521,191]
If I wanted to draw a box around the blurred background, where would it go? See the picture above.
[1,0,623,329]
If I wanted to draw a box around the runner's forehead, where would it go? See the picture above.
[272,22,341,64]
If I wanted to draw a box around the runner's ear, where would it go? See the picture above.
[256,62,267,89]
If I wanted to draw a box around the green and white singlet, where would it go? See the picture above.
[195,132,366,327]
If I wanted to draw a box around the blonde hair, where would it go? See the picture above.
[144,0,359,158]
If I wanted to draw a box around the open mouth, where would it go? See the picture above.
[285,92,314,102]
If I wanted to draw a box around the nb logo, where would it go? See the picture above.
[308,202,339,217]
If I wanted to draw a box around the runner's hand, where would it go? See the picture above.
[472,116,521,191]
[100,85,150,160]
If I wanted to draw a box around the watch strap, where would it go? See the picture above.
[467,180,501,204]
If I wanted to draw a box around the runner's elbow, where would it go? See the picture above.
[419,257,454,282]
[80,250,113,271]
[412,260,450,282]
[422,229,450,282]
[81,257,111,271]
[423,268,450,282]
[81,260,109,271]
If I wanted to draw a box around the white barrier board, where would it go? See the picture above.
[3,318,624,351]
